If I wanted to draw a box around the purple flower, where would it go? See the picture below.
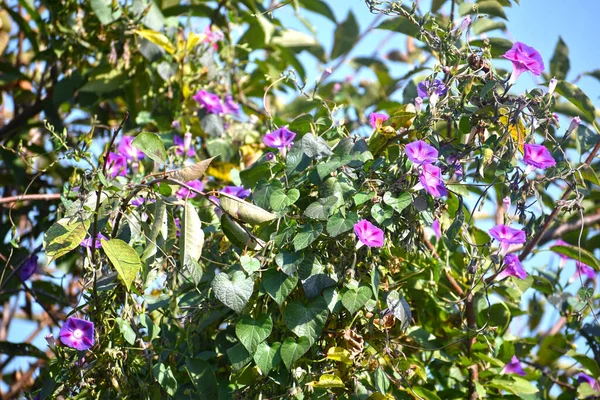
[405,140,438,165]
[174,217,181,237]
[578,373,600,391]
[172,120,181,130]
[173,134,196,158]
[176,180,204,199]
[502,356,526,376]
[59,317,95,351]
[418,164,447,198]
[192,89,223,114]
[452,16,472,34]
[263,127,296,156]
[80,233,108,249]
[489,224,526,255]
[575,261,596,281]
[567,116,581,135]
[221,186,251,199]
[222,94,240,115]
[320,67,333,83]
[432,220,441,240]
[497,254,527,280]
[106,152,127,178]
[117,136,145,162]
[502,42,544,85]
[369,112,389,129]
[417,79,447,106]
[265,152,276,162]
[548,77,557,95]
[523,144,556,171]
[19,254,38,281]
[131,196,156,207]
[354,220,384,248]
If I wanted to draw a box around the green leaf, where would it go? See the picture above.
[140,198,166,262]
[331,11,359,60]
[226,343,252,372]
[376,17,420,38]
[293,223,323,251]
[262,269,298,305]
[550,245,600,271]
[286,147,311,176]
[91,0,122,24]
[555,80,596,122]
[326,211,358,237]
[297,133,333,160]
[469,37,513,57]
[341,286,372,314]
[298,256,336,298]
[80,70,127,93]
[253,341,282,375]
[471,18,506,35]
[220,215,265,250]
[240,255,261,274]
[185,358,218,400]
[179,200,204,271]
[459,0,507,20]
[220,193,277,225]
[135,29,175,54]
[297,0,336,22]
[270,188,300,211]
[353,191,375,206]
[168,157,215,182]
[275,251,304,276]
[382,192,412,213]
[304,196,338,220]
[212,271,254,313]
[489,377,538,395]
[550,37,570,80]
[284,297,328,344]
[44,217,90,263]
[132,132,167,164]
[116,317,136,345]
[413,387,442,400]
[280,336,312,369]
[272,29,319,48]
[140,314,160,342]
[374,366,391,394]
[386,290,412,331]
[235,314,273,353]
[308,374,346,389]
[101,239,142,291]
[0,341,47,359]
[152,363,178,397]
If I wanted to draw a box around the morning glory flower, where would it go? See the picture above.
[80,233,108,249]
[523,144,556,174]
[432,220,441,240]
[502,196,511,211]
[222,94,240,115]
[45,333,56,350]
[192,89,223,114]
[414,97,423,113]
[59,317,95,351]
[548,77,557,95]
[106,152,127,178]
[202,25,224,50]
[452,16,472,34]
[575,261,596,281]
[176,180,204,199]
[263,126,296,157]
[354,220,384,248]
[117,136,145,161]
[405,140,438,165]
[489,224,526,256]
[369,112,389,129]
[502,356,526,376]
[418,164,447,198]
[19,254,38,282]
[578,373,600,391]
[567,116,581,135]
[502,42,544,85]
[497,254,527,280]
[417,79,447,106]
[222,186,251,199]
[173,134,196,158]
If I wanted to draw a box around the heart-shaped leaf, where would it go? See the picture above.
[220,193,277,225]
[253,341,282,375]
[280,336,311,369]
[101,238,141,291]
[212,271,254,313]
[235,314,273,353]
[270,188,300,211]
[262,269,298,305]
[293,223,323,251]
[44,217,90,263]
[341,286,372,314]
[387,290,412,331]
[132,132,166,164]
[284,297,328,344]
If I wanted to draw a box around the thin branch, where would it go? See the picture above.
[0,193,61,206]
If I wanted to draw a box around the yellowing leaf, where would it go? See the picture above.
[326,347,353,365]
[135,29,175,55]
[499,115,525,154]
[307,374,345,389]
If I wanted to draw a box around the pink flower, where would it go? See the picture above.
[523,144,556,171]
[432,220,441,240]
[502,42,544,85]
[369,112,388,129]
[502,196,511,211]
[117,136,145,161]
[172,120,180,130]
[222,186,251,199]
[59,317,95,351]
[502,356,526,376]
[106,152,127,178]
[354,220,384,248]
[222,94,240,115]
[452,16,471,34]
[405,140,438,165]
[202,25,224,50]
[263,127,296,156]
[497,254,527,280]
[19,254,38,282]
[192,89,223,114]
[173,134,196,158]
[175,180,204,199]
[578,373,600,391]
[575,261,596,281]
[414,97,423,113]
[80,233,108,249]
[489,224,526,255]
[567,116,581,135]
[418,164,447,197]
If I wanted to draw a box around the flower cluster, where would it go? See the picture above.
[193,89,240,115]
[405,140,447,198]
[417,79,447,107]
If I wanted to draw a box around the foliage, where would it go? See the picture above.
[1,0,600,399]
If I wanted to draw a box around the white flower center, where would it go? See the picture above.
[73,329,83,339]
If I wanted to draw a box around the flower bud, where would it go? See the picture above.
[332,82,342,93]
[567,116,581,135]
[45,333,56,350]
[217,322,229,331]
[455,16,471,33]
[414,97,423,113]
[548,77,557,95]
[183,132,192,155]
[319,67,332,83]
[502,196,511,211]
[171,120,180,130]
[265,152,276,162]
